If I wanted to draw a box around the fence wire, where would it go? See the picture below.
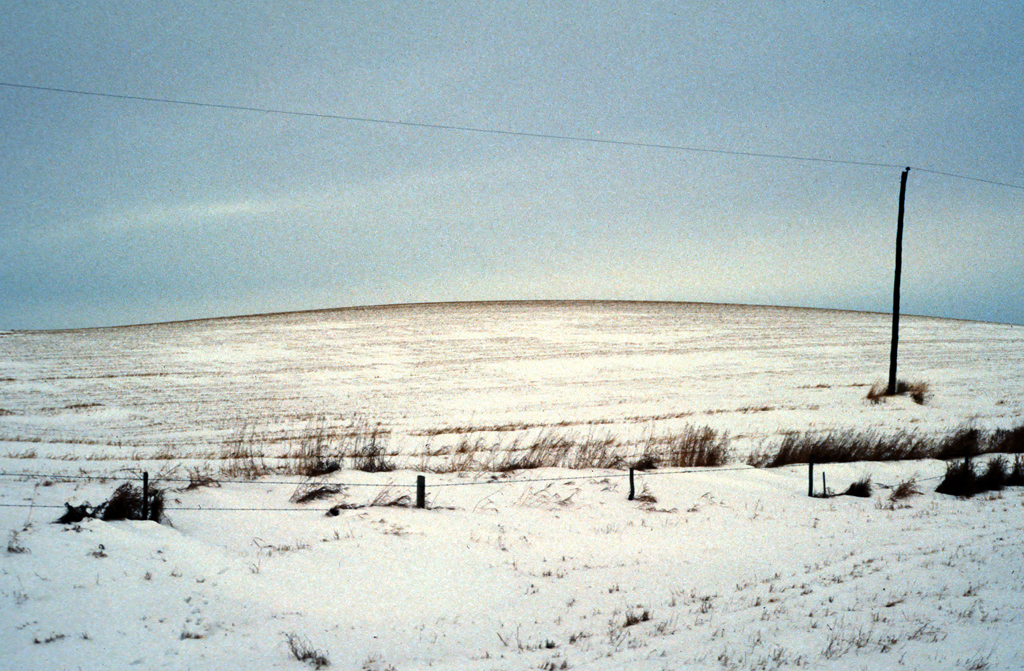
[0,460,965,513]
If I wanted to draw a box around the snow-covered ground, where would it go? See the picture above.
[1,301,1023,670]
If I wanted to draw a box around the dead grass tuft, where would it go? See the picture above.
[935,459,978,498]
[291,483,345,504]
[889,477,922,502]
[842,477,872,498]
[350,428,395,473]
[284,632,330,669]
[866,379,929,405]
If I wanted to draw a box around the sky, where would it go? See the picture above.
[2,1,1022,330]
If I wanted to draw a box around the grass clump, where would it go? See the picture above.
[935,460,977,497]
[866,379,929,405]
[101,483,165,522]
[290,483,344,504]
[661,426,730,468]
[932,455,1024,498]
[976,456,1009,493]
[290,415,343,477]
[350,428,394,473]
[889,477,922,503]
[842,477,872,498]
[624,608,652,627]
[56,481,164,523]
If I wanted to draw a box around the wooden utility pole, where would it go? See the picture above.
[887,167,911,396]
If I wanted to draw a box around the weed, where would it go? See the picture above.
[351,428,394,473]
[361,654,397,671]
[285,632,330,668]
[368,484,412,508]
[633,482,657,504]
[222,422,272,479]
[6,530,29,554]
[935,427,982,460]
[989,423,1024,454]
[327,483,412,514]
[182,465,220,491]
[842,477,872,498]
[935,460,977,498]
[661,425,730,467]
[624,608,651,627]
[289,415,343,476]
[1008,456,1024,487]
[962,651,993,670]
[889,477,922,502]
[291,483,344,504]
[866,379,929,404]
[495,433,574,472]
[101,482,164,522]
[749,429,934,467]
[976,456,1008,493]
[33,633,67,645]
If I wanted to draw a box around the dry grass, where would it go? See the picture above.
[866,379,929,405]
[659,426,730,468]
[181,465,220,491]
[287,415,342,476]
[988,423,1024,454]
[427,431,625,473]
[748,430,935,468]
[290,483,344,504]
[932,455,1016,498]
[889,477,922,502]
[842,477,872,498]
[350,427,395,473]
[935,459,978,498]
[284,633,330,669]
[221,422,272,479]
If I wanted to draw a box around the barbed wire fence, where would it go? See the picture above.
[0,461,959,515]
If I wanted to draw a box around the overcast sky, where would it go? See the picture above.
[2,1,1022,330]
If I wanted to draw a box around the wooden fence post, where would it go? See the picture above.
[142,471,149,520]
[808,462,814,497]
[628,468,635,501]
[416,475,426,509]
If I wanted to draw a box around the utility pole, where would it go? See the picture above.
[887,167,910,396]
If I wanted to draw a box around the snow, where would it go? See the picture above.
[1,301,1023,669]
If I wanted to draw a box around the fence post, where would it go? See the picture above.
[808,462,814,497]
[628,468,635,501]
[822,472,827,498]
[142,471,149,520]
[416,475,426,509]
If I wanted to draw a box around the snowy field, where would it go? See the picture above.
[1,300,1023,670]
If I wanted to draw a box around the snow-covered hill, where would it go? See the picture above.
[1,301,1022,669]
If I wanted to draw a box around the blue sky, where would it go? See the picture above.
[2,1,1022,329]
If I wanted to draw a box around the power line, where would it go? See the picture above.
[0,80,977,179]
[909,166,1024,192]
